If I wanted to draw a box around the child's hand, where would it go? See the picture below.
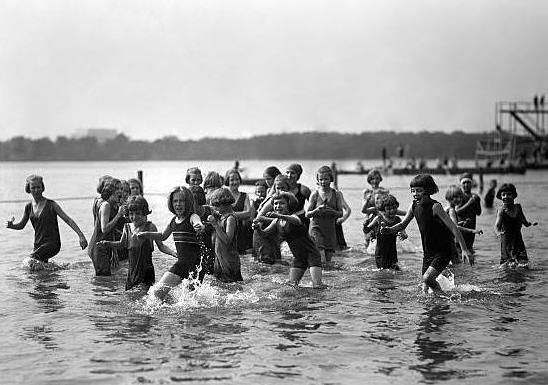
[462,249,475,266]
[398,231,408,241]
[136,232,146,239]
[251,221,262,230]
[336,217,344,225]
[475,229,483,235]
[525,221,538,227]
[193,222,205,232]
[266,211,279,218]
[97,240,107,246]
[79,235,88,250]
[6,216,14,228]
[207,214,218,224]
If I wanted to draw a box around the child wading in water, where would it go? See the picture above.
[364,194,407,270]
[207,188,243,282]
[494,183,537,268]
[306,165,343,264]
[445,185,483,264]
[253,192,326,288]
[189,185,215,278]
[7,175,88,268]
[381,174,473,295]
[98,196,177,290]
[138,186,205,299]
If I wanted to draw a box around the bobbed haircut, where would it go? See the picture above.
[25,175,45,194]
[410,174,439,195]
[377,194,399,211]
[367,168,383,183]
[127,178,143,194]
[167,186,195,215]
[127,195,152,215]
[255,180,268,189]
[286,163,303,177]
[209,187,236,207]
[121,179,130,191]
[203,171,224,190]
[271,191,299,212]
[100,181,117,200]
[496,183,518,199]
[263,166,281,179]
[316,165,334,183]
[273,174,291,191]
[459,172,473,182]
[445,185,464,201]
[224,169,242,186]
[96,175,113,194]
[185,167,202,184]
[189,185,206,206]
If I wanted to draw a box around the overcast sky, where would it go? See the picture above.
[1,0,547,141]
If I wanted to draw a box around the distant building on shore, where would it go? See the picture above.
[74,128,119,143]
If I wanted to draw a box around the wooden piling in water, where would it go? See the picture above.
[137,170,143,193]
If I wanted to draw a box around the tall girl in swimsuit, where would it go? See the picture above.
[7,175,88,267]
[225,169,252,254]
[138,186,205,299]
[381,174,473,295]
[306,166,343,264]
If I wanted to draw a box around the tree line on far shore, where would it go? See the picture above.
[0,131,495,161]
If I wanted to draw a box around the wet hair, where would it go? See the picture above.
[224,169,242,186]
[209,187,236,207]
[96,175,112,194]
[316,165,334,183]
[367,169,383,184]
[445,185,465,201]
[273,174,291,191]
[255,180,268,189]
[271,191,299,212]
[286,163,303,178]
[121,180,130,192]
[25,175,45,193]
[263,166,281,179]
[100,181,117,200]
[459,172,473,182]
[127,195,152,215]
[167,186,195,216]
[127,178,143,195]
[185,167,203,184]
[410,174,439,195]
[496,183,518,199]
[203,171,224,190]
[189,185,206,206]
[377,194,399,211]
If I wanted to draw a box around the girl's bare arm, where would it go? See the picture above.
[6,206,30,230]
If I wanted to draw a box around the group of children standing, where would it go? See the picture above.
[6,164,538,298]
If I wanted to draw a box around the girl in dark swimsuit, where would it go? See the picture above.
[494,183,537,267]
[7,175,88,268]
[381,174,473,295]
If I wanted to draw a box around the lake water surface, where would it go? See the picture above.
[1,160,547,384]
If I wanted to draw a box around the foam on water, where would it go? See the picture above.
[21,256,70,271]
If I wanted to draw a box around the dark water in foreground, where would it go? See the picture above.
[1,161,547,384]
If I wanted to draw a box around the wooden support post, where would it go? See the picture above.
[137,170,143,193]
[331,162,338,189]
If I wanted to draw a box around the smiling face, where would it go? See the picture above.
[228,173,240,191]
[29,180,44,199]
[368,174,381,188]
[411,187,428,203]
[460,179,472,193]
[500,191,515,205]
[172,192,187,217]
